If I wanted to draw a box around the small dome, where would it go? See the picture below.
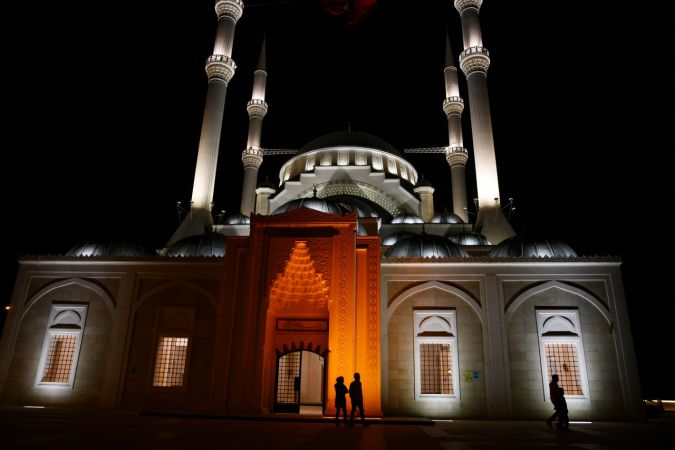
[257,176,277,190]
[224,213,250,225]
[67,240,149,257]
[166,232,226,257]
[431,212,464,224]
[390,212,424,224]
[300,130,401,157]
[381,231,417,246]
[416,174,433,188]
[327,195,391,220]
[385,234,468,258]
[447,231,491,246]
[489,235,577,258]
[272,197,351,216]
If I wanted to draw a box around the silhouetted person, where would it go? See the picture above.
[334,376,349,425]
[556,388,570,431]
[545,374,562,428]
[349,372,366,425]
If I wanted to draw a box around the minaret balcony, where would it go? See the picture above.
[215,0,244,22]
[242,147,263,169]
[247,99,269,118]
[446,147,469,167]
[206,54,236,83]
[443,96,464,116]
[459,46,490,76]
[454,0,483,13]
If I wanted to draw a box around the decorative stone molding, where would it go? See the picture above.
[242,147,263,169]
[247,99,268,118]
[446,147,469,167]
[454,0,482,13]
[215,0,244,22]
[381,255,620,263]
[459,47,490,76]
[443,96,464,116]
[205,54,236,83]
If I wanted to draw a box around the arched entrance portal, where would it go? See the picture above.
[274,350,325,413]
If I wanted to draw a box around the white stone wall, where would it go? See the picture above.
[386,286,487,418]
[507,287,623,419]
[1,283,112,406]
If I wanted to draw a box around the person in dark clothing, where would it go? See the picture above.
[349,372,366,425]
[545,374,561,428]
[334,376,349,425]
[556,388,570,431]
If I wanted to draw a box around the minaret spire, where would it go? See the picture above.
[240,35,269,216]
[454,0,515,244]
[166,0,244,248]
[443,32,470,223]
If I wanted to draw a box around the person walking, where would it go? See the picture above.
[334,376,349,425]
[545,374,562,428]
[349,372,366,425]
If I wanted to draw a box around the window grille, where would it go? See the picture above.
[41,334,78,383]
[419,342,454,395]
[544,342,584,395]
[152,337,189,387]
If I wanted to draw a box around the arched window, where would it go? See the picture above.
[414,310,459,399]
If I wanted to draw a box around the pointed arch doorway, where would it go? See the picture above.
[274,349,326,413]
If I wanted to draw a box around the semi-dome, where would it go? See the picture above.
[165,232,226,257]
[272,197,351,216]
[431,211,464,224]
[385,234,468,258]
[447,231,491,246]
[223,213,250,225]
[300,130,401,157]
[272,195,391,220]
[381,231,417,246]
[489,235,577,258]
[390,212,423,224]
[66,240,149,257]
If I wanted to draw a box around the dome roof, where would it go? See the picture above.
[223,213,250,225]
[272,195,390,220]
[385,234,469,258]
[166,232,226,257]
[381,231,417,246]
[431,212,464,224]
[390,212,424,224]
[447,231,491,246]
[300,130,401,157]
[272,197,351,216]
[66,240,149,257]
[489,235,577,257]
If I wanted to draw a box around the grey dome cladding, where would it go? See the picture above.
[272,197,351,216]
[272,195,391,220]
[166,232,226,257]
[489,235,577,257]
[382,231,417,246]
[300,130,402,157]
[431,212,464,224]
[67,240,149,257]
[447,231,491,246]
[385,234,469,258]
[224,213,250,224]
[390,212,423,224]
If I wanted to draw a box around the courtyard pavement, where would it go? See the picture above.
[0,406,673,449]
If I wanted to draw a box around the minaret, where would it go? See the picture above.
[454,0,515,244]
[443,34,470,223]
[166,0,244,248]
[240,38,269,216]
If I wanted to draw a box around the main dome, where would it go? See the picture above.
[300,130,402,157]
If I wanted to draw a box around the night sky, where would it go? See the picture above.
[3,2,674,398]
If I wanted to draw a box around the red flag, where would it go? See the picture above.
[320,0,378,27]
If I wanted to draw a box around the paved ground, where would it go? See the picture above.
[1,407,673,449]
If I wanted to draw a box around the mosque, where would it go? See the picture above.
[0,0,643,420]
